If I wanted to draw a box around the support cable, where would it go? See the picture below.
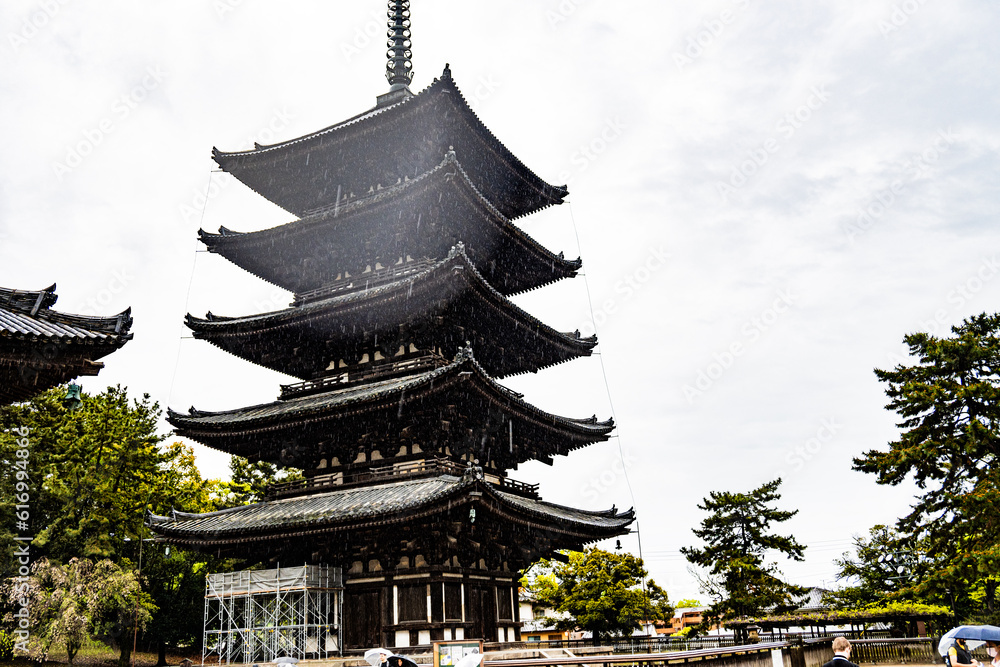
[167,171,215,407]
[566,200,651,629]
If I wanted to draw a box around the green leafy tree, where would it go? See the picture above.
[86,559,154,667]
[217,456,303,507]
[0,386,233,660]
[521,548,672,641]
[2,557,89,664]
[140,546,235,666]
[2,558,153,666]
[682,478,807,625]
[0,629,13,661]
[0,386,208,563]
[674,598,702,608]
[854,314,1000,620]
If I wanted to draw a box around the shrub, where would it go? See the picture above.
[0,629,15,661]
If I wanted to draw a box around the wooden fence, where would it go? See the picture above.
[487,641,789,667]
[847,638,939,664]
[482,638,943,667]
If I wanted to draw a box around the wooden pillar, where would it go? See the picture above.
[789,633,806,667]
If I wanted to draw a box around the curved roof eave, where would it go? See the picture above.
[198,153,581,295]
[211,65,567,214]
[166,349,613,445]
[148,474,631,542]
[183,245,596,376]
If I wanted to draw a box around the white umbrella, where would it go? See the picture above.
[455,653,485,667]
[365,648,393,667]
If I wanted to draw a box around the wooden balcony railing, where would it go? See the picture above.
[292,258,437,305]
[279,354,448,399]
[265,457,539,500]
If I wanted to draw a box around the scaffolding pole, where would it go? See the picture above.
[202,564,343,665]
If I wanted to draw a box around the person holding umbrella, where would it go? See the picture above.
[948,638,983,667]
[941,626,1000,667]
[364,648,418,667]
[985,641,998,667]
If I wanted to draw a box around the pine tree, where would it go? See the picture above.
[854,313,1000,620]
[682,478,806,623]
[828,524,917,609]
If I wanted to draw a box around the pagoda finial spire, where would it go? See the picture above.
[386,0,413,90]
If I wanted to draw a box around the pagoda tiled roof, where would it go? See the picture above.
[198,153,581,296]
[185,244,596,379]
[147,472,633,548]
[165,348,613,467]
[211,65,568,220]
[0,284,133,404]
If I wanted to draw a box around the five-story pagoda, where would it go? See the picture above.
[150,1,634,651]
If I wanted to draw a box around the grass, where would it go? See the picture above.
[2,638,200,667]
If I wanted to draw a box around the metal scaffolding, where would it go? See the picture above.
[203,565,343,665]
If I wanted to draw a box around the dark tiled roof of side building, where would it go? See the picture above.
[0,285,132,341]
[0,284,132,405]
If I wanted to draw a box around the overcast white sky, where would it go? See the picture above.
[2,1,999,603]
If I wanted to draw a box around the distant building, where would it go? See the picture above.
[518,592,579,643]
[793,587,831,614]
[654,607,711,635]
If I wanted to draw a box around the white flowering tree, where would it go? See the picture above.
[3,558,153,666]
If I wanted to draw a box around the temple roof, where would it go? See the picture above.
[147,472,634,549]
[166,348,613,468]
[0,284,133,404]
[185,245,596,379]
[211,65,568,220]
[199,153,581,296]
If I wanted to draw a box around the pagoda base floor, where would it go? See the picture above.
[343,563,522,650]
